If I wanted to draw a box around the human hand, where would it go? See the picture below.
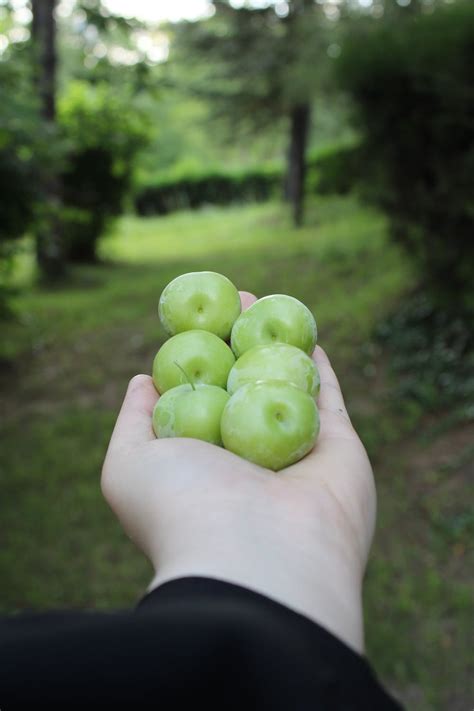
[101,292,376,653]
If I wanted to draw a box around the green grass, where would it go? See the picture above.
[1,196,472,709]
[3,198,408,365]
[365,428,474,709]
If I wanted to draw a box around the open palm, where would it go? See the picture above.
[102,292,376,653]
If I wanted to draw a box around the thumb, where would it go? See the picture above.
[106,374,158,455]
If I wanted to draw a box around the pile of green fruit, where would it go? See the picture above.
[151,271,320,471]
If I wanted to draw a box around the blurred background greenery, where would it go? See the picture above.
[0,0,473,707]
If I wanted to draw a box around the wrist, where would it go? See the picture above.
[146,527,365,654]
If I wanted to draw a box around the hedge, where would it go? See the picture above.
[134,167,281,216]
[134,142,361,216]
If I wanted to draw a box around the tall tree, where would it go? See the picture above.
[172,0,331,226]
[286,103,310,226]
[31,0,64,279]
[283,0,315,226]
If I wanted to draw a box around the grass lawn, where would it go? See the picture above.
[1,196,472,709]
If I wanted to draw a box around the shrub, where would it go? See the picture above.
[58,82,149,262]
[375,292,474,419]
[134,166,281,216]
[133,143,360,217]
[307,142,361,196]
[0,50,44,316]
[337,2,474,312]
[0,55,40,245]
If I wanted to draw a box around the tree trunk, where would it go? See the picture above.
[32,0,65,280]
[286,103,310,227]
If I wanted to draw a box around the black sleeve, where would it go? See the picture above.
[0,576,403,709]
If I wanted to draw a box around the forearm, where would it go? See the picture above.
[147,507,365,653]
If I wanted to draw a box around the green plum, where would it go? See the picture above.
[227,343,320,397]
[153,329,235,395]
[231,294,317,358]
[153,384,230,446]
[221,380,319,471]
[159,271,241,340]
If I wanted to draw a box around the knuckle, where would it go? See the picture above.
[100,459,113,499]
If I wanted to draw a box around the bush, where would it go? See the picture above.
[307,142,361,196]
[0,50,44,316]
[0,56,40,245]
[375,291,474,419]
[134,166,281,216]
[58,82,149,262]
[337,2,474,312]
[133,143,359,217]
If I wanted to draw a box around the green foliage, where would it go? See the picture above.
[375,292,474,419]
[134,166,281,216]
[0,46,44,314]
[58,81,150,261]
[57,0,149,92]
[0,111,37,243]
[59,81,147,157]
[338,1,474,312]
[172,1,333,124]
[0,49,42,238]
[307,141,361,195]
[169,1,345,226]
[134,142,360,215]
[132,84,288,184]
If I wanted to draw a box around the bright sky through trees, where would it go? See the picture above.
[102,0,215,23]
[102,0,299,23]
[0,0,286,25]
[1,1,392,29]
[0,0,419,62]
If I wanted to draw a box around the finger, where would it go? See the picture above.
[312,346,351,422]
[239,291,257,311]
[107,374,158,453]
[287,347,357,477]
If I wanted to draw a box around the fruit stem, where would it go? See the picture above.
[174,361,195,390]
